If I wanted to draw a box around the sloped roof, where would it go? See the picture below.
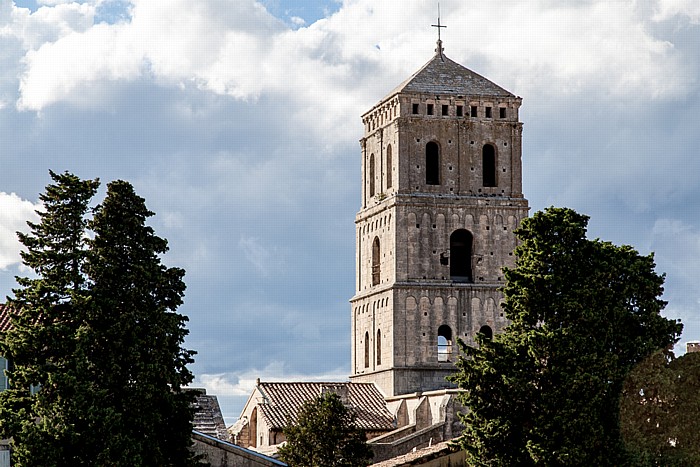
[384,48,515,101]
[192,390,228,441]
[255,382,394,432]
[0,305,12,332]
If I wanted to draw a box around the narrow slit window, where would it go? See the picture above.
[372,237,380,286]
[426,142,440,185]
[482,144,497,187]
[364,332,370,368]
[450,229,473,283]
[369,154,376,197]
[386,145,393,189]
[376,330,382,366]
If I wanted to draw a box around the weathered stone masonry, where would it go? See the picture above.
[351,43,530,397]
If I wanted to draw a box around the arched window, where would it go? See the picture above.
[483,144,497,187]
[478,325,493,340]
[426,142,440,185]
[450,229,473,282]
[386,145,393,189]
[369,154,376,197]
[438,325,453,362]
[372,237,380,286]
[376,330,382,365]
[364,332,370,368]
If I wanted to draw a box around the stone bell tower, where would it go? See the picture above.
[349,39,529,397]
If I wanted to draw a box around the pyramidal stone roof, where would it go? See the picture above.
[384,44,515,101]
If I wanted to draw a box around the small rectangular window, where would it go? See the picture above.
[470,106,478,117]
[499,107,507,119]
[485,107,492,118]
[442,105,449,116]
[427,104,434,115]
[456,105,463,117]
[412,103,419,114]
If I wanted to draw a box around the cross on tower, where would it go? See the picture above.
[431,3,446,57]
[431,5,446,42]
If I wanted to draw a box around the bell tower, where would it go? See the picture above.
[349,40,529,397]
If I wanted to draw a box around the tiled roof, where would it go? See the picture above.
[255,382,395,432]
[192,390,229,441]
[384,49,515,101]
[0,305,12,332]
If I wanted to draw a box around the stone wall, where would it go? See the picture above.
[191,432,286,467]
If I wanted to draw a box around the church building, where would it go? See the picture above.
[231,37,529,463]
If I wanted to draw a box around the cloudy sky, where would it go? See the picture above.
[1,0,699,422]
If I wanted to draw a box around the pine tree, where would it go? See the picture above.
[0,171,99,464]
[277,392,373,467]
[0,173,198,466]
[449,207,682,466]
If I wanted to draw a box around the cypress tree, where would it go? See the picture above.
[0,173,198,466]
[0,171,99,465]
[84,180,196,465]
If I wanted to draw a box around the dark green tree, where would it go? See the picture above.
[621,349,700,466]
[0,170,99,465]
[276,392,373,467]
[449,207,682,466]
[0,173,198,466]
[84,180,196,465]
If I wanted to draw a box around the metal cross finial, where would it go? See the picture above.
[431,2,446,58]
[431,3,446,42]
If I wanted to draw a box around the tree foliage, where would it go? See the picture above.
[276,392,373,467]
[0,171,198,466]
[621,349,700,466]
[449,207,682,466]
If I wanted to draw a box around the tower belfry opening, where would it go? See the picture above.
[351,36,529,397]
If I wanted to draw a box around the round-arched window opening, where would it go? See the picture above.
[478,325,493,340]
[438,325,453,362]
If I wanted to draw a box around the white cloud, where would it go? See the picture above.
[654,0,700,23]
[0,192,40,269]
[194,362,349,423]
[10,0,694,140]
[5,2,96,49]
[195,361,348,397]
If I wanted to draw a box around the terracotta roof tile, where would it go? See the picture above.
[255,382,394,432]
[0,305,12,332]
